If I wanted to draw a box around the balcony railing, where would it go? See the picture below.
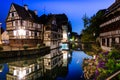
[106,70,120,80]
[100,30,120,37]
[100,16,120,27]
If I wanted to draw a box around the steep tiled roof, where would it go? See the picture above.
[39,14,68,25]
[12,3,39,23]
[55,14,68,25]
[38,14,47,24]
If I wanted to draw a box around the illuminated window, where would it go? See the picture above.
[13,30,17,36]
[18,20,21,26]
[37,32,39,36]
[38,24,41,28]
[10,13,12,17]
[13,21,15,26]
[17,29,26,36]
[29,31,31,36]
[13,29,26,38]
[33,23,36,27]
[14,12,16,16]
[14,70,17,75]
[23,21,26,26]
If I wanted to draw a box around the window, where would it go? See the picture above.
[102,39,105,46]
[37,32,39,36]
[112,38,115,44]
[12,13,14,17]
[37,65,39,69]
[23,21,26,26]
[26,69,29,74]
[29,22,32,27]
[107,38,109,47]
[13,21,15,26]
[14,12,16,16]
[13,29,26,38]
[32,32,34,36]
[38,24,41,28]
[18,20,21,26]
[13,30,17,36]
[29,31,31,36]
[15,20,18,26]
[48,34,50,38]
[33,23,36,27]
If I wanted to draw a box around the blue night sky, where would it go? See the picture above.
[0,0,115,34]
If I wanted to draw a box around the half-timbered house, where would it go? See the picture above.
[6,3,43,47]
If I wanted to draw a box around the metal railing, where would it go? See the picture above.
[106,70,120,80]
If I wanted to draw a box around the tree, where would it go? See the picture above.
[81,9,106,42]
[82,14,90,29]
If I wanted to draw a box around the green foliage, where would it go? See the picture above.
[81,10,106,43]
[105,59,115,70]
[97,49,120,79]
[84,43,92,50]
[108,49,120,59]
[97,69,108,80]
[82,14,90,29]
[37,44,41,49]
[116,63,120,70]
[81,31,95,42]
[23,44,28,50]
[0,46,3,51]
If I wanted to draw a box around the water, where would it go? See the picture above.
[0,49,92,80]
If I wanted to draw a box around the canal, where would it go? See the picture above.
[0,49,92,80]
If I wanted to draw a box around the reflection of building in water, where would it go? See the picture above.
[43,49,63,70]
[43,50,69,80]
[62,50,69,67]
[0,64,4,72]
[7,58,44,80]
[6,49,63,80]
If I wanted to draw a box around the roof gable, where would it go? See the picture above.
[11,3,39,22]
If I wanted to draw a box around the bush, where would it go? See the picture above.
[23,44,28,50]
[0,46,3,51]
[37,44,41,49]
[108,49,120,59]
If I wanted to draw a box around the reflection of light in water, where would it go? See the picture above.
[68,54,71,58]
[63,51,68,59]
[62,51,68,66]
[76,60,80,64]
[0,65,4,72]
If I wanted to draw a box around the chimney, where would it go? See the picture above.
[24,4,28,10]
[34,10,38,15]
[0,23,2,27]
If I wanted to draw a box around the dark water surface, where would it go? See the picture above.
[0,50,92,80]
